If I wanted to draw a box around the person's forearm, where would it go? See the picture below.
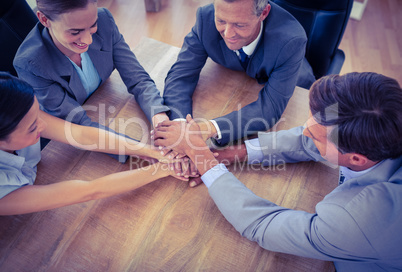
[197,120,218,141]
[71,126,162,159]
[84,162,169,199]
[0,163,170,215]
[152,112,169,128]
[214,143,248,165]
[188,149,220,176]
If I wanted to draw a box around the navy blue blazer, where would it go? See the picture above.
[163,2,315,145]
[14,8,169,126]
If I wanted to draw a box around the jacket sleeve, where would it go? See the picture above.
[208,172,377,262]
[258,126,324,165]
[214,36,307,145]
[163,7,209,120]
[103,9,169,122]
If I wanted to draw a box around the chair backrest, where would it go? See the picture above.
[0,0,38,76]
[271,0,353,78]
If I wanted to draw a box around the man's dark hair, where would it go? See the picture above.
[309,72,402,161]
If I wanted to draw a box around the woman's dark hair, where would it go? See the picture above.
[36,0,97,20]
[309,72,402,161]
[0,72,35,141]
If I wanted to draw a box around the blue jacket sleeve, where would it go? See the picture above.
[207,172,378,263]
[102,9,169,122]
[214,36,307,145]
[258,126,324,165]
[163,7,209,120]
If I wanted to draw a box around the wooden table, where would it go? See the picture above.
[0,38,338,271]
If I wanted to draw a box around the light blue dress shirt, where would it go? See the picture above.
[0,141,41,199]
[68,52,101,98]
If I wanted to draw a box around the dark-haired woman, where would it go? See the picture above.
[13,0,169,135]
[0,72,184,216]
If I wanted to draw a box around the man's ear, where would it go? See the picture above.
[37,11,50,27]
[259,4,271,21]
[349,153,370,167]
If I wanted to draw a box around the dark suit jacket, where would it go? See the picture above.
[14,8,168,126]
[163,2,315,145]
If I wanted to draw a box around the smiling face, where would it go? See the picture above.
[214,0,270,50]
[0,99,47,153]
[37,2,98,59]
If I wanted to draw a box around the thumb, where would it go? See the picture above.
[186,114,194,124]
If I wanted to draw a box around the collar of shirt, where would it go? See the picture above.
[0,141,41,172]
[340,160,385,182]
[0,149,25,170]
[235,21,263,57]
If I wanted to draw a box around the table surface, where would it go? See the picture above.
[0,38,338,272]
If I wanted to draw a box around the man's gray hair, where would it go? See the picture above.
[254,0,270,16]
[216,0,269,16]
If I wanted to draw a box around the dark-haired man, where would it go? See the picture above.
[153,72,402,272]
[163,0,315,146]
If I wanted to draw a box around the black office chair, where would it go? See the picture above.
[0,0,38,76]
[271,0,353,79]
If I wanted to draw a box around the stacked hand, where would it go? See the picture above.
[147,114,246,186]
[151,114,209,187]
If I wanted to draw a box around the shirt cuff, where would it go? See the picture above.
[245,138,263,164]
[173,118,186,122]
[201,163,229,188]
[210,119,222,140]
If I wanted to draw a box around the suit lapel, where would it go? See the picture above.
[42,28,88,104]
[247,24,266,78]
[67,72,88,104]
[248,43,264,77]
[219,39,243,71]
[87,33,109,81]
